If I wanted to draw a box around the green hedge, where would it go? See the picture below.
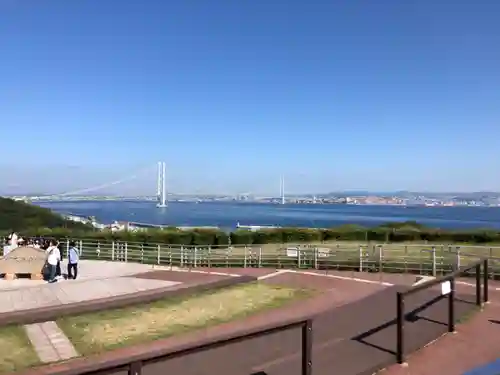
[5,221,500,246]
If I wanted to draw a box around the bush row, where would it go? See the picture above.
[5,224,500,245]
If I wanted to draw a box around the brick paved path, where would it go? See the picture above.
[24,321,78,363]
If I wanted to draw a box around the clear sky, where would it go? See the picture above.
[1,0,500,196]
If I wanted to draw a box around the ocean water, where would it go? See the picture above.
[37,201,500,230]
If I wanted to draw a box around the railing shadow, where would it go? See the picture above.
[352,294,446,356]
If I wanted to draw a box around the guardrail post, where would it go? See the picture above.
[125,242,128,262]
[141,244,144,263]
[157,244,161,265]
[298,248,302,269]
[243,247,247,268]
[359,246,363,272]
[301,320,313,375]
[129,361,142,375]
[112,241,115,261]
[79,240,83,256]
[475,263,482,306]
[431,247,437,277]
[258,247,262,267]
[484,259,489,304]
[314,247,318,269]
[378,245,383,273]
[448,278,455,332]
[194,247,198,268]
[180,246,184,267]
[396,292,405,364]
[456,247,461,270]
[65,239,69,259]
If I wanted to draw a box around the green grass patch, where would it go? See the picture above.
[0,325,40,374]
[58,282,311,355]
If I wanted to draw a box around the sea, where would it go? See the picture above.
[36,201,500,230]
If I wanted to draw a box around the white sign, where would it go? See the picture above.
[441,281,451,295]
[286,247,298,257]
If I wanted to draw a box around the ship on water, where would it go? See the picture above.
[236,222,280,231]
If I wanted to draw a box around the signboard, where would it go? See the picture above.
[0,246,47,275]
[441,280,451,295]
[286,247,298,258]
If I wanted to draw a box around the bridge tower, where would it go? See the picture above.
[156,162,167,208]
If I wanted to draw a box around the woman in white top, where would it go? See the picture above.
[3,237,10,257]
[8,232,18,249]
[46,240,61,283]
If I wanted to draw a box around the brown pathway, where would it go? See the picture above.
[17,271,478,375]
[379,289,500,375]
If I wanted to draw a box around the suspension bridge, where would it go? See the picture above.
[12,162,170,206]
[8,162,287,204]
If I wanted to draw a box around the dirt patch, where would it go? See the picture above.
[0,325,39,373]
[58,282,310,355]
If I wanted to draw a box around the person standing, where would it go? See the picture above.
[55,240,62,278]
[3,237,11,257]
[8,232,18,249]
[46,240,60,283]
[67,241,79,280]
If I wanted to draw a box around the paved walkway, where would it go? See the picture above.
[25,321,78,363]
[0,261,180,313]
[379,291,500,375]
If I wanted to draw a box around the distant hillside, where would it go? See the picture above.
[0,197,91,233]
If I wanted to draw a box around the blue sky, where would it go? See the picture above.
[1,0,500,195]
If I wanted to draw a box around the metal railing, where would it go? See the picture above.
[396,258,489,364]
[54,318,313,375]
[14,238,500,277]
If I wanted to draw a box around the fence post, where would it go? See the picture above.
[314,247,318,269]
[112,241,115,261]
[258,247,262,268]
[484,259,489,304]
[448,278,455,332]
[79,240,83,256]
[180,246,184,267]
[431,246,437,277]
[194,247,198,268]
[476,263,482,306]
[243,247,247,268]
[65,239,70,259]
[157,244,161,265]
[141,244,144,263]
[301,320,313,375]
[359,246,363,272]
[378,246,383,273]
[456,247,461,270]
[396,292,405,364]
[129,361,142,375]
[298,248,302,269]
[125,242,128,262]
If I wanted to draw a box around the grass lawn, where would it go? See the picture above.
[58,282,311,355]
[0,325,40,374]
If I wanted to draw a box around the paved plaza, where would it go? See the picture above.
[0,260,180,313]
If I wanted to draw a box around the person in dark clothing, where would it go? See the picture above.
[67,241,79,280]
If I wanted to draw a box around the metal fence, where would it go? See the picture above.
[396,258,489,363]
[49,238,500,278]
[47,317,313,375]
